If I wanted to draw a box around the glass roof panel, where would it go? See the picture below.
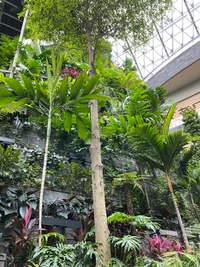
[112,0,200,80]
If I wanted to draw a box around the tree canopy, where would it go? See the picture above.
[25,0,172,49]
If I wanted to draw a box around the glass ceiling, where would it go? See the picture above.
[112,0,200,81]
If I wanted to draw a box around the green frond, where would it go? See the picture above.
[162,104,176,137]
[161,130,190,173]
[113,172,143,191]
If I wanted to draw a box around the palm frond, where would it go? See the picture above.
[162,104,176,137]
[161,130,190,173]
[131,124,164,155]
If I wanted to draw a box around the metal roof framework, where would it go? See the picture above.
[112,0,200,81]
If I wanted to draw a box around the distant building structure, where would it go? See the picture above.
[112,0,200,130]
[0,0,23,38]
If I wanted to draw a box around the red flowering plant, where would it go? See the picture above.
[144,235,182,261]
[0,205,38,267]
[63,67,80,79]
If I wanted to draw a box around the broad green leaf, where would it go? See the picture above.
[13,98,28,107]
[83,74,100,96]
[20,73,35,100]
[90,88,101,95]
[70,72,86,100]
[0,87,14,97]
[57,211,70,219]
[73,104,90,113]
[76,116,87,140]
[109,116,119,127]
[63,111,72,132]
[0,97,18,107]
[108,212,134,224]
[118,114,127,132]
[25,104,43,115]
[162,104,176,137]
[59,77,68,105]
[4,78,25,97]
[0,207,17,216]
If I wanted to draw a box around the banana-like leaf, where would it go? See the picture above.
[76,116,87,140]
[82,74,100,96]
[59,77,68,105]
[63,111,72,132]
[4,78,25,97]
[20,73,35,100]
[70,72,86,100]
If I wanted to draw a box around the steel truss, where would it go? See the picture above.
[112,0,200,80]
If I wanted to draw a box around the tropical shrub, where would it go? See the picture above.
[29,241,102,267]
[0,205,38,267]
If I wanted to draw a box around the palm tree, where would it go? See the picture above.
[0,53,107,245]
[130,106,191,249]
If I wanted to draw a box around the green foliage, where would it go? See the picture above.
[108,212,133,224]
[30,241,102,267]
[180,105,200,137]
[24,0,171,50]
[131,215,159,232]
[135,256,163,267]
[108,212,159,232]
[130,124,190,174]
[113,172,142,191]
[0,36,18,69]
[162,250,199,267]
[109,235,140,264]
[0,145,21,182]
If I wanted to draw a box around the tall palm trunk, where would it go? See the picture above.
[166,173,190,249]
[123,183,134,215]
[38,110,52,246]
[87,29,111,263]
[143,182,152,216]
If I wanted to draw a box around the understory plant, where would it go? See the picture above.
[0,205,38,267]
[29,240,102,267]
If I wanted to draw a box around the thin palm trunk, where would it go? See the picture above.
[9,9,29,78]
[143,182,152,216]
[123,183,134,216]
[38,110,52,246]
[87,29,111,263]
[166,173,190,249]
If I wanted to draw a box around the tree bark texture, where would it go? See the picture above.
[87,28,111,263]
[123,183,134,216]
[90,100,111,262]
[166,174,190,250]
